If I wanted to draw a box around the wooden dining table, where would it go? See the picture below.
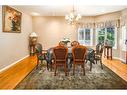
[45,47,95,70]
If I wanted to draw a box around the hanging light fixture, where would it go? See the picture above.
[65,3,81,25]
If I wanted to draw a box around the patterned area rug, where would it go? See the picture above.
[15,61,127,89]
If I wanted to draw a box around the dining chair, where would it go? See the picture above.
[85,49,95,71]
[72,45,87,75]
[71,41,80,47]
[94,43,104,69]
[35,43,48,69]
[46,47,54,71]
[53,46,68,76]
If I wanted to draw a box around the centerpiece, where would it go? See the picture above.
[61,37,70,45]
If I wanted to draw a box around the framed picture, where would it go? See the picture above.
[2,5,22,33]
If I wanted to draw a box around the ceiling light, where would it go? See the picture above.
[65,5,82,25]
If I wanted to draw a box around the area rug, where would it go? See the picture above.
[15,61,127,89]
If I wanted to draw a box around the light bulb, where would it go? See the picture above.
[77,14,81,19]
[65,15,69,20]
[70,12,74,18]
[75,17,79,21]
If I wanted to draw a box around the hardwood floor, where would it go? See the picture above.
[102,58,127,82]
[0,56,37,89]
[0,55,127,89]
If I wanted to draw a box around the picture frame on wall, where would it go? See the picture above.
[2,5,22,33]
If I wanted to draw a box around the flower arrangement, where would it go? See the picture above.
[61,37,70,45]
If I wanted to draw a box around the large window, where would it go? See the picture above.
[96,27,117,49]
[78,28,93,46]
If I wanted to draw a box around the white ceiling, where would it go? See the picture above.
[13,5,127,16]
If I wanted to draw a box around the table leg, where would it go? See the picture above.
[104,47,106,58]
[111,48,112,60]
[126,51,127,64]
[107,48,109,59]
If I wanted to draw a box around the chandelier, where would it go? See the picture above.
[65,5,81,25]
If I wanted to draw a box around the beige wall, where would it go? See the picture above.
[33,16,75,49]
[0,6,33,70]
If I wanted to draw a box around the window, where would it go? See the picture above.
[96,28,106,44]
[121,26,127,51]
[78,28,93,46]
[96,27,117,49]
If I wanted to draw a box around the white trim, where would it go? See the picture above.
[121,26,126,51]
[0,55,29,73]
[113,57,126,63]
[112,27,117,49]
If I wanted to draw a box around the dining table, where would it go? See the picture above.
[45,47,95,71]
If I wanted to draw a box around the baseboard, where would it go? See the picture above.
[113,57,126,63]
[0,55,29,73]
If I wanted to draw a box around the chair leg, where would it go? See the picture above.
[54,64,57,76]
[73,62,75,75]
[51,60,54,71]
[100,60,103,69]
[41,60,43,64]
[64,64,67,76]
[36,59,39,69]
[47,62,49,70]
[85,60,88,63]
[92,60,95,64]
[82,64,85,76]
[50,63,52,71]
[90,62,92,71]
[96,60,97,64]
